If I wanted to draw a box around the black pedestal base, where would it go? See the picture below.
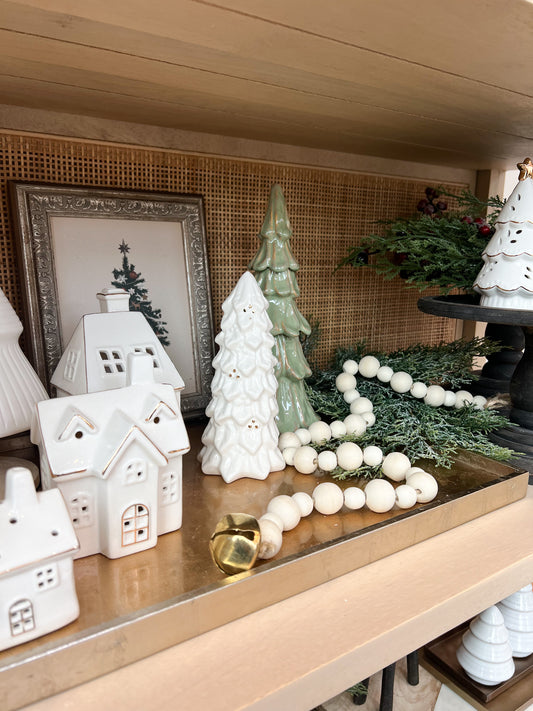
[417,297,533,483]
[470,375,511,398]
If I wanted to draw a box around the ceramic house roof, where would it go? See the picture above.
[31,381,190,479]
[50,291,184,395]
[0,467,79,575]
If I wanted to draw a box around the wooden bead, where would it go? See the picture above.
[312,482,344,515]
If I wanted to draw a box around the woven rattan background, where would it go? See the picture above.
[0,131,462,369]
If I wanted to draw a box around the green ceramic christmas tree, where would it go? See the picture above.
[249,184,318,432]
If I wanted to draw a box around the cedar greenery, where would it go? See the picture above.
[337,188,506,293]
[305,341,516,477]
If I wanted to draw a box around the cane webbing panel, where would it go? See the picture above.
[0,132,461,368]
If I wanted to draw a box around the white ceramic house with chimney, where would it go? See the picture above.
[31,353,190,559]
[0,466,79,651]
[51,288,185,403]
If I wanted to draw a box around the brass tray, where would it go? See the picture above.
[0,424,529,711]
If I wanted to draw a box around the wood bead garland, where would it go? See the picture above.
[336,356,485,411]
[212,459,438,573]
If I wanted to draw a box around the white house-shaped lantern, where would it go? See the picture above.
[32,353,190,559]
[51,288,184,405]
[0,467,79,651]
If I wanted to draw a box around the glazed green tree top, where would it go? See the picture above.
[250,184,312,338]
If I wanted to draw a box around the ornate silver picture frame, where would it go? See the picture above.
[9,182,214,418]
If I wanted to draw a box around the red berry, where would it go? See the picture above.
[423,204,435,215]
[390,252,408,266]
[129,271,138,279]
[461,216,474,224]
[436,201,447,211]
[478,224,492,236]
[417,199,429,212]
[473,217,485,225]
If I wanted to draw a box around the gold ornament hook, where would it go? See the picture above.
[517,157,533,181]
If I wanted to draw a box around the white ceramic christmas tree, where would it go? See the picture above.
[0,288,48,437]
[474,158,533,309]
[199,271,285,482]
[497,584,533,658]
[456,605,515,685]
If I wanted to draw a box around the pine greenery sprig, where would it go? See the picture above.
[305,341,516,473]
[337,187,506,294]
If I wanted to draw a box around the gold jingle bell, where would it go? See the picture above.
[209,513,261,575]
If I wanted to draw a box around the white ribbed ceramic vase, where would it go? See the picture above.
[0,289,48,437]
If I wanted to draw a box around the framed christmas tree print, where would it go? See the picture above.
[9,182,215,418]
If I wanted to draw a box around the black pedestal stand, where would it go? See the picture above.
[418,295,533,478]
[472,322,524,396]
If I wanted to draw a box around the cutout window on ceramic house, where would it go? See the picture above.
[124,459,147,485]
[63,349,80,382]
[69,492,94,528]
[145,401,177,426]
[133,345,160,369]
[35,563,59,591]
[98,348,126,375]
[160,471,178,506]
[121,504,149,546]
[57,412,97,442]
[9,599,35,636]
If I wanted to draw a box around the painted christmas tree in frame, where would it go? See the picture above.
[111,240,170,346]
[249,184,318,432]
[199,271,285,482]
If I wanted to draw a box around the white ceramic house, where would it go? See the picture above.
[0,466,79,652]
[31,353,190,559]
[51,288,184,401]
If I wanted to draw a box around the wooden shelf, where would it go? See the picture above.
[21,485,533,711]
[0,0,532,169]
[1,423,532,711]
